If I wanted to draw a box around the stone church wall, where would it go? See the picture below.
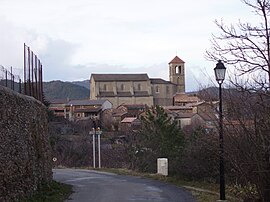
[0,86,52,201]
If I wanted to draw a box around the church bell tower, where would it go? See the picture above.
[169,56,185,93]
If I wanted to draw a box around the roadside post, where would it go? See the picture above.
[89,128,96,168]
[96,127,102,168]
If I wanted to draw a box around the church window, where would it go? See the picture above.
[175,66,179,74]
[155,86,160,93]
[166,86,170,93]
[175,66,181,74]
[138,84,141,91]
[103,84,107,91]
[121,84,124,90]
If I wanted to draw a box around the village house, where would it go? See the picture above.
[49,98,69,118]
[173,93,200,106]
[48,99,112,121]
[68,99,112,121]
[120,117,141,132]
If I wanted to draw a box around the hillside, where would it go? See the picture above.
[72,80,90,89]
[0,80,21,92]
[43,80,90,100]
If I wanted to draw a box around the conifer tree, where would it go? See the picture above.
[135,105,185,174]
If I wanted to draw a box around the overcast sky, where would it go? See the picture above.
[0,0,255,91]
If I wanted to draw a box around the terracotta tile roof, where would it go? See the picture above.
[197,113,217,121]
[169,56,185,64]
[48,98,69,104]
[174,93,200,102]
[121,117,138,123]
[163,106,193,110]
[176,113,196,118]
[74,108,102,113]
[67,99,108,106]
[91,74,149,81]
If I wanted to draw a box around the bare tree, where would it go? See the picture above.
[206,1,270,201]
[206,0,270,90]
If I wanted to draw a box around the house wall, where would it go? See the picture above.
[179,118,191,128]
[0,86,52,201]
[102,100,113,110]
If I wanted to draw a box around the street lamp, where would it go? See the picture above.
[214,60,226,201]
[89,124,102,169]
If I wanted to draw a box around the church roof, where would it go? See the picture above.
[91,74,149,81]
[150,78,174,85]
[169,56,185,64]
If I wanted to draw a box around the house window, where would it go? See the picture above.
[155,86,159,93]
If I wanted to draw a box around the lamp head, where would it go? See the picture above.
[214,60,226,84]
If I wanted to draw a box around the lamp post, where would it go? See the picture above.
[96,127,102,168]
[214,60,226,201]
[89,125,102,169]
[89,128,96,168]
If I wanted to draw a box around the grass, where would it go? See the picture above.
[96,168,241,202]
[22,180,72,202]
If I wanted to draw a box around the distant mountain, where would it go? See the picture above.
[197,87,219,101]
[197,86,244,101]
[72,80,90,89]
[43,80,90,101]
[0,79,22,93]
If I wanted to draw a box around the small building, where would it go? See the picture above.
[48,98,69,118]
[173,93,200,106]
[194,101,218,114]
[101,106,128,131]
[191,112,218,133]
[68,99,112,120]
[122,104,147,117]
[120,117,141,132]
[175,113,196,128]
[163,105,193,114]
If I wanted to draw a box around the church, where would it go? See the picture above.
[90,56,185,107]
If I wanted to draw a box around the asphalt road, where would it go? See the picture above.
[53,168,196,202]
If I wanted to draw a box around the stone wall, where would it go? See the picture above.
[0,86,52,201]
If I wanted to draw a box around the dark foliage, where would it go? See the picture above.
[134,106,185,174]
